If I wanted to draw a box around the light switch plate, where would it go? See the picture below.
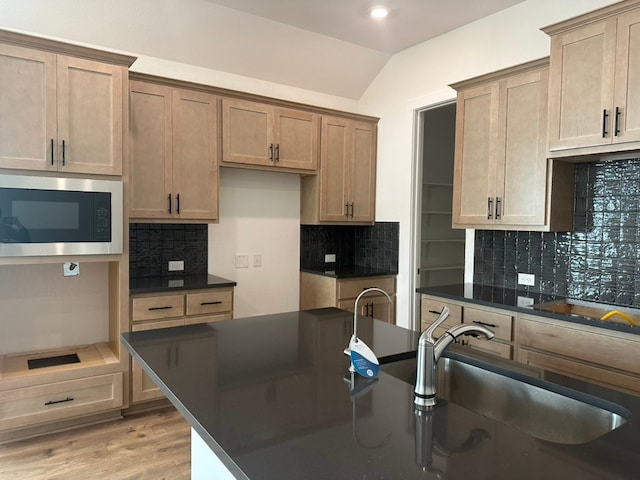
[253,253,262,267]
[517,296,534,308]
[325,253,336,263]
[235,254,249,268]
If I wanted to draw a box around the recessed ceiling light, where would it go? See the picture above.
[369,6,390,19]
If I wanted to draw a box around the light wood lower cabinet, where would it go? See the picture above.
[421,293,640,395]
[0,373,122,431]
[516,314,640,395]
[300,273,396,324]
[129,287,234,404]
[421,294,513,359]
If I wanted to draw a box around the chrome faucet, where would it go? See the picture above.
[414,307,494,408]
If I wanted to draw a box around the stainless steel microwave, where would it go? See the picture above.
[0,175,123,257]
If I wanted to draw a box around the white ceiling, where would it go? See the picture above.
[205,0,525,54]
[0,0,524,99]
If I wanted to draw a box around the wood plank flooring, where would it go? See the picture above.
[0,407,190,480]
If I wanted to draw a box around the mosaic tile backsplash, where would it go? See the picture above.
[300,222,399,272]
[129,223,208,278]
[474,158,640,308]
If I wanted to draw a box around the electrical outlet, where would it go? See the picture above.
[517,296,534,308]
[253,253,262,267]
[325,253,336,263]
[63,262,79,277]
[235,254,249,268]
[517,273,535,286]
[168,260,184,272]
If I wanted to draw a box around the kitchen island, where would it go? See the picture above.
[121,307,640,479]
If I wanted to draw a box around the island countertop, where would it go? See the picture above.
[121,307,640,479]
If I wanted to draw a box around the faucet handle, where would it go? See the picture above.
[422,306,449,343]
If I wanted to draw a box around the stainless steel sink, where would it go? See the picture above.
[381,352,629,444]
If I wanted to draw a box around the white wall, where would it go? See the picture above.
[359,0,620,328]
[208,169,301,318]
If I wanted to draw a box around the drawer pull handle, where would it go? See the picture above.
[45,396,74,406]
[362,287,375,291]
[200,301,222,306]
[148,306,173,311]
[472,320,497,328]
[428,309,444,315]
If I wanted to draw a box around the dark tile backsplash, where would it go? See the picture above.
[129,223,208,278]
[301,222,399,272]
[474,158,640,308]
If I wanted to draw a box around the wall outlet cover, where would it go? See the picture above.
[517,273,535,286]
[517,296,534,308]
[168,260,184,271]
[253,253,262,268]
[325,253,336,263]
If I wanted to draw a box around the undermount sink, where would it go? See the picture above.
[381,352,629,444]
[535,298,640,327]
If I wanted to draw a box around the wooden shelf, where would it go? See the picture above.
[0,343,119,382]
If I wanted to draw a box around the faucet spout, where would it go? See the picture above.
[414,323,494,409]
[344,287,393,356]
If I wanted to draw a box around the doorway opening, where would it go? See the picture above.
[411,101,465,329]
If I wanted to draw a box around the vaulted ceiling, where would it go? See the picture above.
[0,0,524,99]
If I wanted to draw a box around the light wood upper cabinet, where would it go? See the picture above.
[301,116,377,224]
[0,43,126,175]
[221,98,319,173]
[545,2,640,157]
[130,80,219,222]
[451,59,574,231]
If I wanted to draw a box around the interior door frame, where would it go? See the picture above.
[409,99,459,332]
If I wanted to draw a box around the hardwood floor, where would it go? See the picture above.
[0,407,191,480]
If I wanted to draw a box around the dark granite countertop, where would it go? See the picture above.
[129,274,236,295]
[301,266,397,278]
[121,307,640,479]
[417,283,640,335]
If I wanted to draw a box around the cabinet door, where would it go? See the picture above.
[613,9,640,144]
[547,19,617,151]
[497,68,548,226]
[172,89,219,220]
[222,98,272,167]
[129,81,173,219]
[0,44,56,171]
[452,82,499,227]
[319,116,350,221]
[274,107,318,171]
[56,55,124,175]
[350,121,376,223]
[131,319,184,403]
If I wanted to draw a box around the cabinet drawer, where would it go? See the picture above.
[0,373,123,431]
[186,289,233,316]
[184,313,232,326]
[337,276,396,300]
[132,295,185,322]
[132,319,184,332]
[463,307,513,342]
[421,297,462,331]
[464,338,512,359]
